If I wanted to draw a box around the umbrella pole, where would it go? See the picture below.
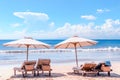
[74,44,78,67]
[26,45,29,61]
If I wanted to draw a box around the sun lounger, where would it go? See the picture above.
[72,66,83,74]
[73,63,98,76]
[81,63,97,71]
[36,59,52,76]
[14,67,25,76]
[80,63,98,76]
[96,61,112,76]
[73,61,112,76]
[14,60,36,77]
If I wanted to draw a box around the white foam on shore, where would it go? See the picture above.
[0,46,120,53]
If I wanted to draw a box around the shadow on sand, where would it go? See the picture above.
[9,72,66,80]
[67,72,120,78]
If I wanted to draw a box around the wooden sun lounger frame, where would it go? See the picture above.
[14,59,53,77]
[73,62,112,76]
[36,59,52,76]
[73,63,98,76]
[97,63,112,76]
[13,60,36,77]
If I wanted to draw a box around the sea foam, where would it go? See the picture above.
[0,46,120,54]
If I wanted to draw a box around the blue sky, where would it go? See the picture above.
[0,0,120,39]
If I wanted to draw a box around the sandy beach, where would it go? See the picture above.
[1,0,120,80]
[0,61,120,80]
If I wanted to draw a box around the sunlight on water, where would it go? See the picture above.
[0,39,120,65]
[0,49,120,66]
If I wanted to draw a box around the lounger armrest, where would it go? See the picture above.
[25,65,35,71]
[14,67,24,72]
[101,65,111,72]
[42,65,51,71]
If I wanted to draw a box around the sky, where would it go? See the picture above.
[0,0,120,39]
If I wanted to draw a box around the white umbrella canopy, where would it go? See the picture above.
[55,36,97,67]
[3,37,51,61]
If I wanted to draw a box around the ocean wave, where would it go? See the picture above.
[77,46,120,52]
[0,46,120,53]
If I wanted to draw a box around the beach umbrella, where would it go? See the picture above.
[54,36,97,67]
[3,37,50,61]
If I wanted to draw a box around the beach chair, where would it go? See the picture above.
[80,63,98,76]
[96,61,112,76]
[81,63,96,71]
[14,60,36,77]
[73,63,98,76]
[72,66,83,74]
[36,59,52,76]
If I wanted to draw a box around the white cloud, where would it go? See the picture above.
[81,15,96,20]
[53,22,95,38]
[1,19,120,39]
[48,19,120,39]
[10,23,21,27]
[14,12,49,21]
[13,12,49,26]
[49,22,55,27]
[97,9,110,13]
[0,30,27,39]
[101,19,120,30]
[97,9,104,13]
[13,11,51,31]
[14,29,27,37]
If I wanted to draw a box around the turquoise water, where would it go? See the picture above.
[1,39,120,49]
[0,39,120,65]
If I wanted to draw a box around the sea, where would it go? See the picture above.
[0,39,120,66]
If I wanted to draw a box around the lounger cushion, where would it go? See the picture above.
[101,65,111,72]
[42,65,51,71]
[25,65,34,71]
[81,63,96,71]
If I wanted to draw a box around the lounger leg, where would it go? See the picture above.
[74,70,76,73]
[108,72,110,76]
[42,71,44,74]
[83,73,86,76]
[33,70,36,76]
[32,71,33,74]
[74,70,79,74]
[24,71,27,77]
[32,70,35,76]
[49,71,51,76]
[97,72,100,76]
[22,71,25,77]
[14,69,16,75]
[37,70,39,76]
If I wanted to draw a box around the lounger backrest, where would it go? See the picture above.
[81,63,96,71]
[21,60,36,69]
[38,59,50,65]
[24,61,36,65]
[36,59,50,69]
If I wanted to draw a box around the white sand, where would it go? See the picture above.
[0,62,120,80]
